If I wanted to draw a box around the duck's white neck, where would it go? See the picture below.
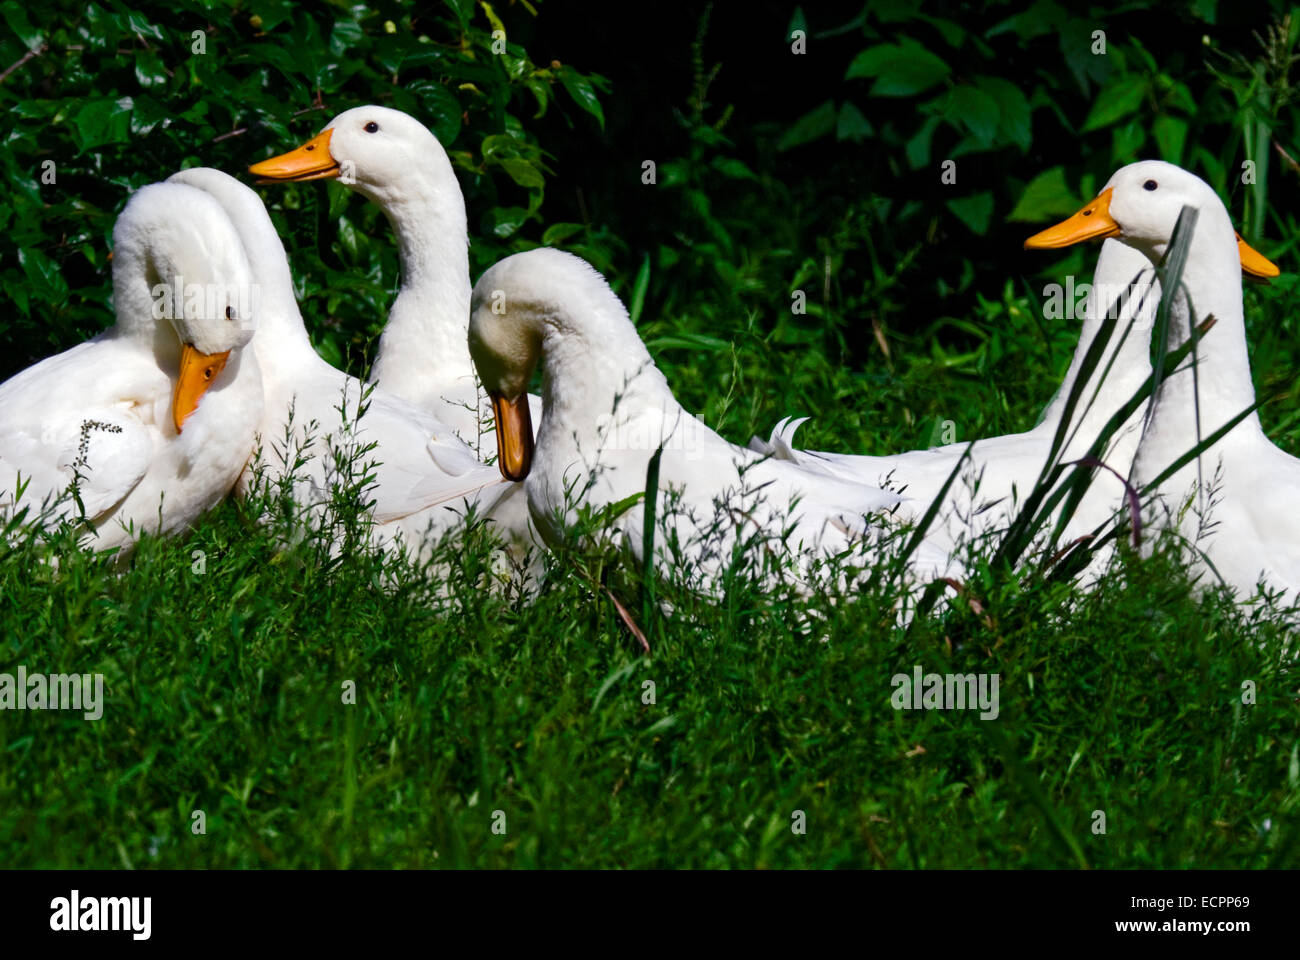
[537,302,676,438]
[234,205,316,365]
[364,154,474,407]
[1134,207,1264,487]
[1039,242,1156,440]
[111,249,184,368]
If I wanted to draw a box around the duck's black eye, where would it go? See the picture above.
[1143,179,1158,191]
[364,121,379,133]
[225,305,236,321]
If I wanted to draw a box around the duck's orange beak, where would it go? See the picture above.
[173,343,230,433]
[1024,188,1121,249]
[1235,231,1280,278]
[1023,188,1282,279]
[248,129,339,182]
[490,392,534,482]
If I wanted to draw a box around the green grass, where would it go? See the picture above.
[2,268,1299,868]
[0,501,1295,868]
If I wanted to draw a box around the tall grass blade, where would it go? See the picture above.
[641,444,664,632]
[1144,206,1198,436]
[994,206,1200,572]
[629,254,651,326]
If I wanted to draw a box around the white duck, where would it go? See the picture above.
[0,182,263,554]
[247,105,541,557]
[166,167,506,552]
[247,105,531,447]
[1024,159,1296,601]
[753,239,1162,562]
[467,249,938,592]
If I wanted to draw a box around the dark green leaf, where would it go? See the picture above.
[1008,166,1084,222]
[1,1,43,51]
[777,100,836,152]
[835,101,873,142]
[71,97,134,152]
[498,158,544,189]
[486,206,529,238]
[946,191,994,234]
[1082,75,1148,133]
[976,75,1032,150]
[1153,114,1188,163]
[558,66,604,129]
[330,19,365,56]
[947,85,1000,146]
[846,41,950,97]
[541,222,583,245]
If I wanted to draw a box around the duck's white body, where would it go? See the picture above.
[168,168,506,553]
[753,239,1158,563]
[249,105,540,554]
[469,250,945,592]
[0,182,263,554]
[1088,162,1300,601]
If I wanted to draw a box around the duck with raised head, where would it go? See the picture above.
[248,105,531,447]
[248,105,540,557]
[1025,159,1293,602]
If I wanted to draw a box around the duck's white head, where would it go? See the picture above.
[1024,160,1278,278]
[114,182,258,432]
[169,166,269,236]
[168,167,286,270]
[248,105,445,204]
[468,249,622,481]
[167,167,306,340]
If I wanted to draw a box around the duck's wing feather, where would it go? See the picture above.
[0,342,161,524]
[348,388,505,524]
[0,408,154,525]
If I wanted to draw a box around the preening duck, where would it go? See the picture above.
[467,249,939,592]
[0,182,263,554]
[1025,159,1296,602]
[167,168,506,551]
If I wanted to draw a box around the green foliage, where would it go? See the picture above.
[775,1,1294,244]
